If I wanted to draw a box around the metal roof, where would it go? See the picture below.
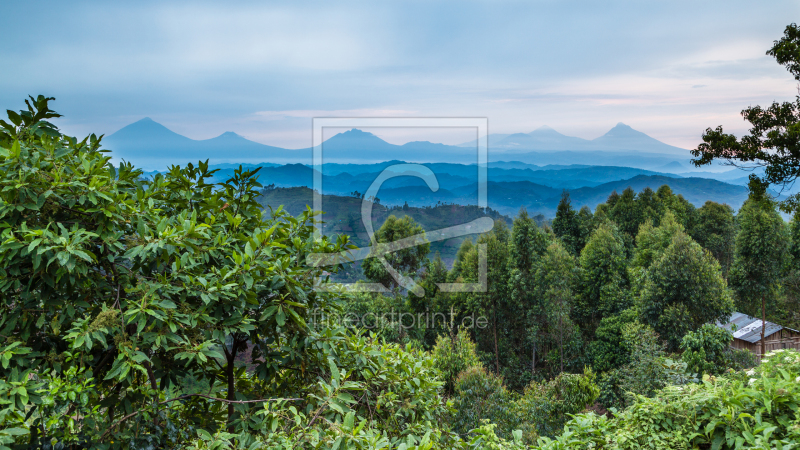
[717,312,799,344]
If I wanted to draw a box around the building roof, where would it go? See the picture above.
[717,312,799,344]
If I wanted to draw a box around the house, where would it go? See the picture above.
[718,312,800,359]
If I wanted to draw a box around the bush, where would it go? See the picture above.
[516,367,600,439]
[432,329,483,395]
[589,308,638,373]
[600,321,696,409]
[679,323,733,375]
[534,349,800,450]
[449,366,519,441]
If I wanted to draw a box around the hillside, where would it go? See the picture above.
[258,186,515,266]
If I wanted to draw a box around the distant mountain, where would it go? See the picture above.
[196,162,681,194]
[457,133,512,148]
[566,175,750,213]
[592,123,688,155]
[654,161,686,173]
[460,123,689,157]
[257,173,752,220]
[494,126,595,152]
[104,118,302,169]
[104,117,692,170]
[507,150,685,171]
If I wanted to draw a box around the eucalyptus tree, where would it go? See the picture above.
[690,201,737,276]
[508,210,548,375]
[637,233,734,351]
[552,191,580,255]
[534,241,579,374]
[729,185,790,355]
[576,222,629,336]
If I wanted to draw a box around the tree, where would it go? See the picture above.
[0,97,356,444]
[588,308,638,373]
[791,210,800,262]
[552,191,580,255]
[575,205,594,254]
[508,210,548,375]
[656,185,697,230]
[362,215,430,292]
[690,23,800,214]
[431,329,482,395]
[609,187,640,247]
[635,187,665,227]
[447,238,472,283]
[630,210,685,274]
[638,233,734,350]
[575,222,629,335]
[534,241,578,373]
[728,192,789,355]
[458,221,510,375]
[783,211,800,329]
[690,201,737,276]
[680,323,735,376]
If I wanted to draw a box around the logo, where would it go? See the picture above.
[306,118,491,296]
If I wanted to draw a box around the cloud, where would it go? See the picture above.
[253,109,419,120]
[1,0,798,150]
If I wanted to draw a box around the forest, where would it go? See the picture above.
[2,22,800,450]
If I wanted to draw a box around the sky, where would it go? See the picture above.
[1,0,798,149]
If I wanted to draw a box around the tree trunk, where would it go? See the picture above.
[761,297,766,357]
[224,339,238,433]
[493,309,500,374]
[559,312,564,374]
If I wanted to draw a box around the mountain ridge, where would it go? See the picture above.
[104,118,692,169]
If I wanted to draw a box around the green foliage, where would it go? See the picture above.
[609,187,640,247]
[449,365,600,445]
[691,23,800,214]
[517,367,600,439]
[637,232,734,350]
[588,308,638,373]
[791,210,800,262]
[449,366,520,441]
[630,210,685,273]
[729,197,790,321]
[552,191,580,255]
[576,222,629,334]
[458,221,515,378]
[690,201,737,275]
[679,323,734,376]
[656,185,697,231]
[362,214,431,291]
[533,241,580,375]
[536,349,800,450]
[633,187,665,228]
[615,322,671,406]
[575,206,594,254]
[432,329,483,395]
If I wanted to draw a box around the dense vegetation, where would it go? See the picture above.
[2,23,800,450]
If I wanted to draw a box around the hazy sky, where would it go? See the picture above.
[1,0,798,149]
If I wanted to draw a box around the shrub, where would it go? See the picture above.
[449,366,519,441]
[432,329,483,395]
[516,367,600,438]
[534,349,800,450]
[589,308,638,373]
[680,323,733,375]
